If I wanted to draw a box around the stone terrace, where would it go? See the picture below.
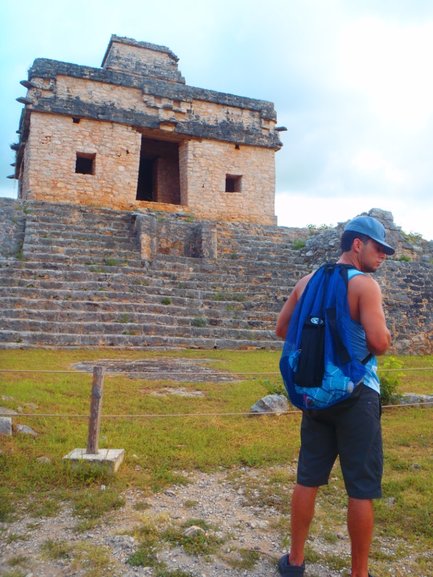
[0,200,309,349]
[0,200,431,353]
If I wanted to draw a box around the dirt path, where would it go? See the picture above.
[1,466,353,577]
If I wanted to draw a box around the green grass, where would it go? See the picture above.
[0,349,432,576]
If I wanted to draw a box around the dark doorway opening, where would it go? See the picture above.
[136,157,156,201]
[136,136,181,204]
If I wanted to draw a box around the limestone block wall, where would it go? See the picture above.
[133,212,218,260]
[181,140,276,224]
[14,37,282,224]
[21,112,141,208]
[102,37,184,82]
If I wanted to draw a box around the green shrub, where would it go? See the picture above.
[292,239,306,250]
[379,356,403,404]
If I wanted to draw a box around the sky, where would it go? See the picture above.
[1,0,433,240]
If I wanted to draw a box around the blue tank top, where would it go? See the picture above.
[347,269,381,394]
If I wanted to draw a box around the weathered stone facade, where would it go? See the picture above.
[12,36,282,224]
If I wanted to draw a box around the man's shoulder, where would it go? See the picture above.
[348,273,383,301]
[296,271,314,298]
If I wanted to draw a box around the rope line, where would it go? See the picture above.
[1,402,432,420]
[0,367,432,375]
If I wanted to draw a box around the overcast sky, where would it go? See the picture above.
[1,0,433,239]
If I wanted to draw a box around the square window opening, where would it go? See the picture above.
[75,153,95,175]
[225,174,242,193]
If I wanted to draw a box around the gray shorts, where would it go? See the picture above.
[297,384,383,499]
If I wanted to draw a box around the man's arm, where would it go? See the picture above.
[275,274,312,340]
[351,275,391,355]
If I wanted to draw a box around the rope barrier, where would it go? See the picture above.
[0,367,432,375]
[1,401,432,420]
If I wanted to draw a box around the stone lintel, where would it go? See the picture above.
[63,448,125,472]
[29,98,281,149]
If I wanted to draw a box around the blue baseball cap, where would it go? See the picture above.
[344,216,395,255]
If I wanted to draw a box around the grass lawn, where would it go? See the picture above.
[0,349,432,576]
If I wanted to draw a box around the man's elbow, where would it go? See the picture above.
[275,326,286,340]
[368,332,391,356]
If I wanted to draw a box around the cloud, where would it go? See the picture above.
[0,0,432,239]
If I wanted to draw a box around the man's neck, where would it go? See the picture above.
[337,253,361,270]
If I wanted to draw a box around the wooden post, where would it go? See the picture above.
[86,366,105,454]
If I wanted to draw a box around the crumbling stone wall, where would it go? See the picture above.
[133,213,217,260]
[378,261,432,354]
[0,199,26,259]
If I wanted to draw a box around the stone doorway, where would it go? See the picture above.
[136,136,181,204]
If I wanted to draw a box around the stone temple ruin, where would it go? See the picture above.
[1,37,432,353]
[11,35,282,225]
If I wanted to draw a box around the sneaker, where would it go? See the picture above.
[277,554,305,576]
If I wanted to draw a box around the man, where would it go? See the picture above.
[275,216,394,577]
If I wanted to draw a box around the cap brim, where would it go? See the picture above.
[378,242,395,256]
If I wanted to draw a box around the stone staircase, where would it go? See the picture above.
[0,201,310,349]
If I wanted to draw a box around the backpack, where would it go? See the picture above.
[279,263,370,410]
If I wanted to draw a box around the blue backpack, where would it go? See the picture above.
[279,263,370,410]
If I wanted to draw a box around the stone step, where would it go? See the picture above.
[0,266,293,287]
[0,201,311,350]
[0,297,279,321]
[0,329,282,350]
[0,286,283,312]
[20,250,142,266]
[24,201,133,220]
[0,317,276,340]
[0,273,294,295]
[0,259,304,285]
[23,231,136,248]
[24,215,134,229]
[1,307,276,329]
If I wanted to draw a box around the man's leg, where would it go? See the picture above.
[347,497,374,577]
[289,484,319,565]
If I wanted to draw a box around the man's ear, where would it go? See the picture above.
[352,237,364,253]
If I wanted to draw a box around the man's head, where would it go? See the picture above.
[340,216,395,272]
[341,216,395,255]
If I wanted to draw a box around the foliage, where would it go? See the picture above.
[307,223,333,234]
[223,548,261,570]
[41,539,72,560]
[292,239,306,250]
[378,356,404,404]
[103,257,121,266]
[402,231,423,245]
[71,487,125,520]
[161,521,222,556]
[258,377,287,396]
[213,291,245,302]
[191,317,207,327]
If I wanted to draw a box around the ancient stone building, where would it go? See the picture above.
[11,35,283,225]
